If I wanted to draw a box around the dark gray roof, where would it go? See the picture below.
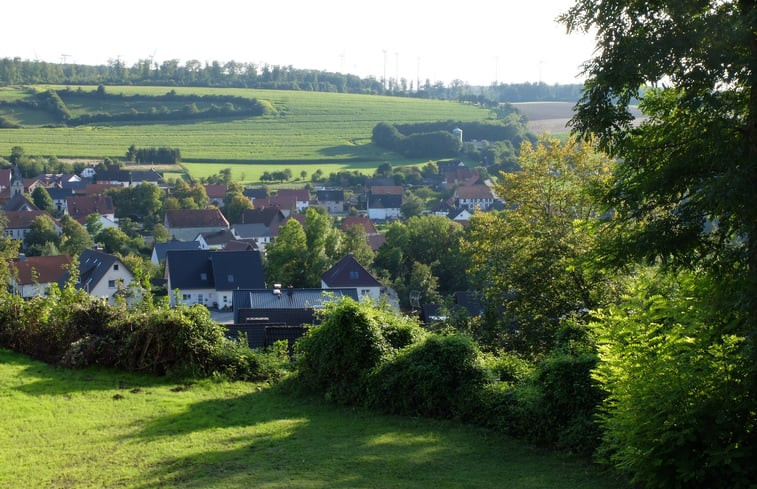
[243,187,268,199]
[153,239,203,262]
[95,169,162,183]
[59,249,128,292]
[321,254,382,288]
[166,250,265,291]
[233,288,358,310]
[3,193,39,211]
[46,187,76,200]
[368,194,403,209]
[197,229,236,246]
[316,189,344,202]
[232,223,272,239]
[241,208,285,227]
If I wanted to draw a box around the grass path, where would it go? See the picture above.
[0,349,622,488]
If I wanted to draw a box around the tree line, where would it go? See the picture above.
[0,57,584,101]
[0,86,275,126]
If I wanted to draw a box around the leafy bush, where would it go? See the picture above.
[592,271,756,488]
[0,289,286,382]
[366,334,488,418]
[294,298,395,403]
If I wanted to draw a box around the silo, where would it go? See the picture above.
[452,127,463,144]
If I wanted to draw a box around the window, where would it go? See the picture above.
[108,280,116,288]
[349,271,359,280]
[113,264,119,271]
[361,289,371,296]
[182,294,191,300]
[200,273,207,281]
[228,274,234,283]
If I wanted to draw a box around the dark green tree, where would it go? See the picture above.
[59,215,94,256]
[264,219,307,287]
[23,215,60,256]
[31,186,55,214]
[561,0,757,318]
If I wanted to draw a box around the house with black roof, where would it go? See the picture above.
[228,287,359,349]
[93,168,163,187]
[315,189,345,214]
[58,249,135,304]
[321,254,384,302]
[151,239,206,264]
[367,186,403,220]
[165,249,265,309]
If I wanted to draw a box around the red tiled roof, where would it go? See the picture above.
[340,216,378,235]
[455,185,494,199]
[204,184,228,199]
[4,210,53,229]
[66,195,114,222]
[165,208,230,228]
[276,189,310,201]
[371,186,403,196]
[10,255,72,285]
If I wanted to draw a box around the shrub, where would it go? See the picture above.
[294,298,393,403]
[366,334,488,418]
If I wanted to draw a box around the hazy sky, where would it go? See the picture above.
[2,0,595,86]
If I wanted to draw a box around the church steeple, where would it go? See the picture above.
[10,165,24,197]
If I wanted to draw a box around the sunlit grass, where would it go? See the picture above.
[0,349,622,488]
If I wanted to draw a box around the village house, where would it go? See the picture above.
[454,184,496,211]
[164,208,230,241]
[8,254,73,298]
[321,254,384,303]
[58,249,135,304]
[164,249,265,309]
[367,185,403,220]
[3,210,60,242]
[228,287,359,349]
[65,194,115,225]
[315,189,345,214]
[204,184,228,208]
[151,239,206,265]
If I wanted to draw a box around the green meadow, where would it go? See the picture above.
[0,86,491,183]
[0,349,621,488]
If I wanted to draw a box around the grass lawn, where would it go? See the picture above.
[0,349,623,488]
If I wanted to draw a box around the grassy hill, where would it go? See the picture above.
[0,86,494,183]
[0,348,621,488]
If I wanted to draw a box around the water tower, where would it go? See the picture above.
[452,127,463,144]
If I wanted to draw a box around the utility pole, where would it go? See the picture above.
[382,50,387,90]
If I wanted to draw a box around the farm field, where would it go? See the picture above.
[512,101,645,134]
[0,86,491,183]
[0,349,623,489]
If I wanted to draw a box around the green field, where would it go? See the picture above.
[0,86,491,183]
[0,349,621,488]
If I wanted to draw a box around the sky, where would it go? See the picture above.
[1,0,596,86]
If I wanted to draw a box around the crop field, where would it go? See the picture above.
[512,101,645,135]
[0,86,491,183]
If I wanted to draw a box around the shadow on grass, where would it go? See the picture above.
[1,348,180,396]
[128,381,617,489]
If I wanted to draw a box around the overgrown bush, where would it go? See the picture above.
[0,289,287,382]
[366,334,487,418]
[294,298,409,403]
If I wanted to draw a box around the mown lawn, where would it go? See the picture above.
[0,349,623,489]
